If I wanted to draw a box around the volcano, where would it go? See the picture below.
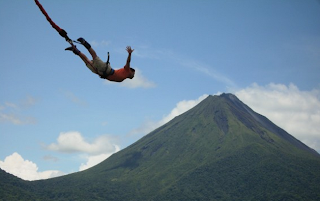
[1,93,320,201]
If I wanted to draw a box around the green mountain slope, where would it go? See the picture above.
[0,169,40,201]
[1,93,320,201]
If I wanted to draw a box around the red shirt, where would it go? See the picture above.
[106,67,131,82]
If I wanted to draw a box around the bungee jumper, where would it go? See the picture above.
[34,0,135,82]
[66,39,135,82]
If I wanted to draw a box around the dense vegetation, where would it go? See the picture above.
[1,94,320,201]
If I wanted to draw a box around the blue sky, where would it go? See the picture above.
[1,0,320,180]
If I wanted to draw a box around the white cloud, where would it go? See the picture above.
[159,94,209,125]
[79,145,120,171]
[235,83,320,152]
[1,132,120,180]
[46,131,119,155]
[0,152,64,181]
[45,131,120,171]
[130,94,209,136]
[121,69,156,88]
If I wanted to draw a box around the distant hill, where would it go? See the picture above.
[1,93,320,201]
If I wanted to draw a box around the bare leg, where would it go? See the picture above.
[78,52,99,74]
[65,44,98,74]
[78,52,93,66]
[77,38,97,60]
[88,47,98,60]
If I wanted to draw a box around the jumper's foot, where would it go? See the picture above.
[65,46,80,55]
[77,37,91,49]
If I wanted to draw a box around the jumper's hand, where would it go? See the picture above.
[126,46,134,54]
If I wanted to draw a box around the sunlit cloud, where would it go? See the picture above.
[0,152,64,181]
[120,69,156,88]
[45,131,119,155]
[45,131,121,171]
[79,146,120,171]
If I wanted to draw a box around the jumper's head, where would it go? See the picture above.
[128,68,135,79]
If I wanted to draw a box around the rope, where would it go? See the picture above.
[34,0,99,75]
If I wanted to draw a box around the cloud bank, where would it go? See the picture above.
[79,148,120,171]
[46,131,120,171]
[0,152,64,181]
[46,131,118,155]
[1,132,120,180]
[120,69,156,88]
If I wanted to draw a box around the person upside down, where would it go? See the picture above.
[65,38,135,82]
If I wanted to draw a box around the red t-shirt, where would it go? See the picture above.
[106,67,131,82]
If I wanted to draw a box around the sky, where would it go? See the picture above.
[0,0,320,181]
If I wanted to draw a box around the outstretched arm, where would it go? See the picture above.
[125,46,134,69]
